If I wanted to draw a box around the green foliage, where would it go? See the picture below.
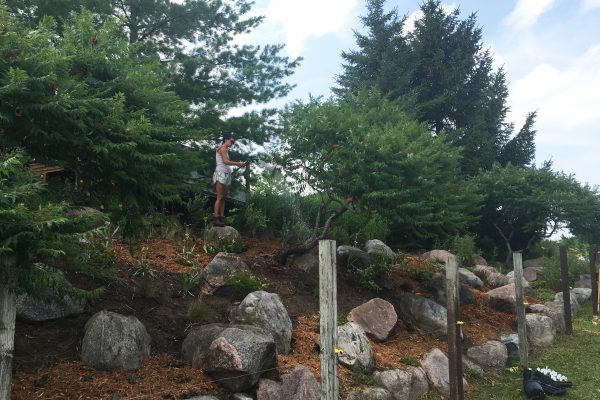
[451,234,479,266]
[276,91,482,249]
[400,357,420,367]
[180,230,200,296]
[229,204,269,236]
[149,213,183,241]
[0,152,103,300]
[186,194,211,228]
[335,0,536,176]
[187,297,214,323]
[537,244,590,292]
[409,269,433,282]
[226,271,268,296]
[533,287,557,302]
[348,254,398,292]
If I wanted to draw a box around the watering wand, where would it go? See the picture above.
[232,156,259,174]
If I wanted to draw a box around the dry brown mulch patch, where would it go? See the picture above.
[12,354,222,400]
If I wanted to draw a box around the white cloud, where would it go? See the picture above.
[581,0,600,11]
[504,0,555,30]
[508,44,600,146]
[248,0,359,58]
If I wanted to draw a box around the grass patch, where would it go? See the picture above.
[465,301,600,400]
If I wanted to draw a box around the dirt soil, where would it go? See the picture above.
[12,233,534,399]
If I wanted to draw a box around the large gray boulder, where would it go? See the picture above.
[428,274,475,306]
[466,341,508,368]
[347,387,394,400]
[523,258,543,269]
[337,322,374,373]
[373,367,429,400]
[530,303,565,333]
[458,268,484,289]
[289,249,318,274]
[421,250,454,264]
[523,266,543,282]
[206,226,243,251]
[190,324,277,392]
[574,275,591,289]
[485,284,517,312]
[256,365,320,400]
[229,291,293,354]
[553,291,579,315]
[347,298,398,341]
[365,240,395,259]
[500,333,520,357]
[474,265,509,288]
[200,252,249,295]
[16,290,85,322]
[81,311,151,371]
[399,293,447,339]
[572,288,592,302]
[337,245,371,268]
[526,314,556,347]
[421,348,468,397]
[471,255,488,266]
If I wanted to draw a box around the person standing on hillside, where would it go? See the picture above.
[213,133,246,226]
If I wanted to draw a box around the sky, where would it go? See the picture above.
[235,0,600,189]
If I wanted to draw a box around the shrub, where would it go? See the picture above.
[229,203,269,236]
[451,234,479,266]
[227,271,268,296]
[348,254,399,292]
[187,297,213,322]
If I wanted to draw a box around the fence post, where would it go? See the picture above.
[513,252,528,367]
[319,240,339,400]
[590,248,598,315]
[559,246,573,335]
[446,255,463,400]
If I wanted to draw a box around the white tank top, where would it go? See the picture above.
[215,146,231,173]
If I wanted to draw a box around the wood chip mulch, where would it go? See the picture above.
[12,354,222,400]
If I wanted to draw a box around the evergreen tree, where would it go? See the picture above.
[335,0,536,175]
[0,152,102,399]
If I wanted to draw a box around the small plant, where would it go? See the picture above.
[451,234,479,266]
[227,271,268,296]
[409,269,433,282]
[229,203,269,236]
[400,357,420,367]
[533,286,556,302]
[187,297,213,322]
[352,369,376,386]
[337,314,347,326]
[133,245,157,298]
[348,254,397,292]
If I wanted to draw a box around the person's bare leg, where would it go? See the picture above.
[214,182,225,218]
[219,186,228,217]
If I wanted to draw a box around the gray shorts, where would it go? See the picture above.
[213,171,232,186]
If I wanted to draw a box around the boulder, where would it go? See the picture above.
[16,290,85,323]
[200,252,249,295]
[500,333,520,357]
[232,395,253,400]
[421,250,454,264]
[526,314,556,347]
[337,245,371,269]
[182,323,230,363]
[373,367,429,400]
[523,258,543,269]
[347,387,394,400]
[347,298,398,341]
[529,303,565,333]
[229,291,293,354]
[190,324,277,392]
[466,341,508,368]
[461,357,484,376]
[421,348,468,397]
[554,291,579,315]
[574,275,591,289]
[337,322,374,373]
[473,265,509,288]
[428,274,475,306]
[289,249,318,274]
[458,268,484,289]
[256,365,320,400]
[485,284,517,312]
[206,226,243,251]
[471,255,488,266]
[505,271,531,287]
[81,311,151,371]
[365,240,395,259]
[399,293,447,339]
[523,266,543,282]
[572,288,592,302]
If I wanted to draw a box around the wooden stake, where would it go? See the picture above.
[513,252,528,367]
[319,240,339,400]
[590,248,598,315]
[559,246,573,335]
[446,255,463,400]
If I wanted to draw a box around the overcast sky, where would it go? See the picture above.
[236,0,600,189]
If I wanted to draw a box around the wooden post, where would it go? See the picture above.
[319,240,339,400]
[243,166,251,203]
[559,246,573,335]
[590,248,598,315]
[513,252,528,367]
[446,255,463,400]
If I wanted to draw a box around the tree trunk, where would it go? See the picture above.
[0,285,16,400]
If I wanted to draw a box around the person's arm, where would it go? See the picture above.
[218,146,245,167]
